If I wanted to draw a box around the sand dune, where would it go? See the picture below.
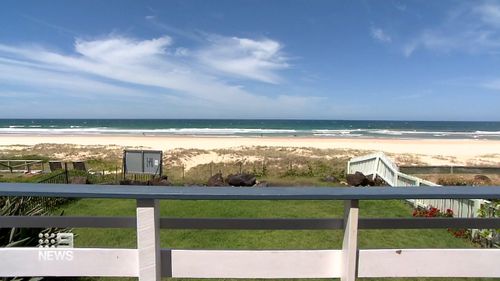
[1,134,500,166]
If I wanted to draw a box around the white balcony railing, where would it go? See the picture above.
[0,183,499,281]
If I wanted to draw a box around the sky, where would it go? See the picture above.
[1,0,500,121]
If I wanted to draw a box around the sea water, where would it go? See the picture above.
[1,119,500,140]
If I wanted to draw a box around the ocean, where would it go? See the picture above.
[1,119,500,140]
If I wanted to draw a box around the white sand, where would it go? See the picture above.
[1,134,500,166]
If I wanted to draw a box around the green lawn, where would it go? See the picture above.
[61,198,489,281]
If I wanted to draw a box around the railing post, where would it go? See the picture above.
[137,199,161,281]
[341,199,359,281]
[373,156,380,180]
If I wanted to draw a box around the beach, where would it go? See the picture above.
[1,134,500,167]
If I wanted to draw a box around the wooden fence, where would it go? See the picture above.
[400,165,500,175]
[0,159,44,173]
[347,152,497,218]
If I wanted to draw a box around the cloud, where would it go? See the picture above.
[404,2,500,56]
[197,35,289,84]
[21,14,78,36]
[74,36,172,63]
[393,2,407,12]
[475,3,500,27]
[0,34,326,118]
[482,79,500,90]
[370,27,392,43]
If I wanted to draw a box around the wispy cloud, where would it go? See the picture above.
[145,17,205,43]
[393,1,407,12]
[197,35,289,83]
[482,78,500,90]
[370,27,392,43]
[475,3,500,27]
[0,33,326,118]
[404,1,500,56]
[21,14,79,36]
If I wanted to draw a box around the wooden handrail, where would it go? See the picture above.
[0,183,499,200]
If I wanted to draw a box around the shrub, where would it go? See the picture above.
[412,206,470,239]
[412,207,453,218]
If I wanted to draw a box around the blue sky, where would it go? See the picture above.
[1,0,500,120]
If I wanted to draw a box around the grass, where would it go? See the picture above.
[0,172,48,182]
[62,198,486,281]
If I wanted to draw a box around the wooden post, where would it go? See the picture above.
[136,199,161,281]
[64,163,69,184]
[372,157,380,180]
[122,150,126,180]
[341,200,359,281]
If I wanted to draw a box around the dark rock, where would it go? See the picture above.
[322,175,339,183]
[148,176,171,186]
[346,172,369,186]
[227,173,256,186]
[373,176,388,186]
[70,176,89,184]
[207,173,226,186]
[473,175,492,185]
[366,178,376,186]
[254,181,268,187]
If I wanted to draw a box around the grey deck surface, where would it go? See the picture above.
[0,183,499,200]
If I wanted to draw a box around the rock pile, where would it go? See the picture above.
[207,173,225,186]
[346,172,386,186]
[148,176,171,186]
[473,174,492,185]
[206,173,258,187]
[227,173,256,186]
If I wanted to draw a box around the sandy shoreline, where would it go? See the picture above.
[1,134,500,166]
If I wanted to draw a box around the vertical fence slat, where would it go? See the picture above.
[341,199,359,281]
[137,199,161,281]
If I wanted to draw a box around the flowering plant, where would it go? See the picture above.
[412,207,469,239]
[412,207,453,218]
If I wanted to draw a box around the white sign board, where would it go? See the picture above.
[123,150,162,175]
